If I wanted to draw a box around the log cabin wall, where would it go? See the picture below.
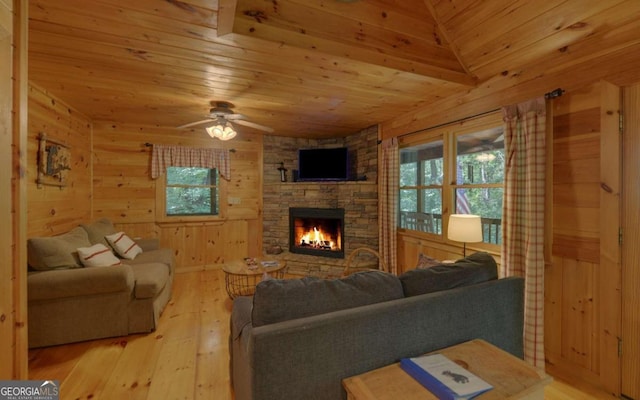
[622,82,640,400]
[27,84,92,237]
[0,0,13,378]
[545,81,621,395]
[91,123,263,272]
[1,0,28,380]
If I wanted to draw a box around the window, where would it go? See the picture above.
[165,167,219,216]
[399,140,444,235]
[399,116,504,245]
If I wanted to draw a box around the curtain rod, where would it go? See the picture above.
[378,87,564,143]
[143,142,236,152]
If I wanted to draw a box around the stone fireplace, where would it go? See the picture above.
[289,207,345,258]
[262,126,379,275]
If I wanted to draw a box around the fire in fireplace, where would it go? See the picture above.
[289,207,345,258]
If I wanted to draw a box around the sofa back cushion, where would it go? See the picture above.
[27,227,92,271]
[81,218,117,247]
[252,271,404,327]
[399,252,498,297]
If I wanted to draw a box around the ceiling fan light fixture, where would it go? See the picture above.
[205,121,237,141]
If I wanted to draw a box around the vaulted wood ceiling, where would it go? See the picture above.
[28,0,640,138]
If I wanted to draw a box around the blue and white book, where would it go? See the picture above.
[400,353,493,400]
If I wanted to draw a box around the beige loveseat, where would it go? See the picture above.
[27,219,175,348]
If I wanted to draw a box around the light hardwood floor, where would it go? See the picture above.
[28,269,615,399]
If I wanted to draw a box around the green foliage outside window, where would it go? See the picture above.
[166,167,219,216]
[399,126,504,244]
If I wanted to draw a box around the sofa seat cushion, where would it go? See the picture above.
[399,252,498,297]
[27,227,92,271]
[122,248,174,270]
[130,263,169,299]
[252,270,404,327]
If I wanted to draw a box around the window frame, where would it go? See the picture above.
[155,166,228,223]
[398,112,503,252]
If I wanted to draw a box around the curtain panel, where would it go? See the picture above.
[378,137,399,275]
[151,145,231,179]
[501,97,546,368]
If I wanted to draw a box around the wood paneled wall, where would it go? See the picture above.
[91,123,263,272]
[0,0,14,379]
[27,84,92,237]
[545,81,621,396]
[1,0,28,380]
[622,83,640,400]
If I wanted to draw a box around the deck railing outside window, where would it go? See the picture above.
[399,211,502,245]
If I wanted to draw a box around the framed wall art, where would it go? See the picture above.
[37,133,71,188]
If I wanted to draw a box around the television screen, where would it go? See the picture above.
[297,147,349,181]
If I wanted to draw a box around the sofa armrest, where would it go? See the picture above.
[134,237,160,251]
[28,265,135,301]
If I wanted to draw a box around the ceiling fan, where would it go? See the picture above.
[177,101,274,140]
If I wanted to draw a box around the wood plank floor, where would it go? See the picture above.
[28,269,616,399]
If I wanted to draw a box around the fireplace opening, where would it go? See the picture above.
[289,207,345,258]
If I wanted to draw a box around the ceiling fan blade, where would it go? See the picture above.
[177,118,215,129]
[223,113,247,120]
[233,119,274,133]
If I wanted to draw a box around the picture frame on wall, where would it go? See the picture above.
[37,133,71,188]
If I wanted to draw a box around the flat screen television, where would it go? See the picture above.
[297,147,349,181]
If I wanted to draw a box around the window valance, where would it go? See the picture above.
[151,145,231,179]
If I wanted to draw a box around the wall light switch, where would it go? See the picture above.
[228,196,241,205]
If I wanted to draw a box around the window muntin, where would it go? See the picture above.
[399,123,504,245]
[165,167,219,216]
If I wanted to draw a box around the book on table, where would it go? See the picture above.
[400,353,493,400]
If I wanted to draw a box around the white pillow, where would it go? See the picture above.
[77,244,122,268]
[105,232,143,260]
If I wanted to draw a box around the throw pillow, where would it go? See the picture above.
[27,227,91,271]
[252,270,404,327]
[399,251,498,297]
[81,218,117,247]
[416,253,441,269]
[77,244,122,267]
[105,232,143,260]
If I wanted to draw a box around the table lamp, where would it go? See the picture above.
[447,214,483,257]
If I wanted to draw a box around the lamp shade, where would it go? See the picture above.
[447,214,483,243]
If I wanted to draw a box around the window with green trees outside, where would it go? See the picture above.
[165,167,219,216]
[399,125,504,245]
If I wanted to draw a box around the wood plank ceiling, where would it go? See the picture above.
[28,0,640,138]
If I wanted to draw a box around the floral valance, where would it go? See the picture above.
[151,145,230,179]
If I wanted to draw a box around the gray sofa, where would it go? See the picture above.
[230,252,524,400]
[27,219,175,348]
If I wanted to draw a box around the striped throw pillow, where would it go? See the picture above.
[105,232,143,260]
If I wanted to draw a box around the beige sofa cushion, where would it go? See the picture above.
[81,218,117,247]
[130,263,170,299]
[122,248,174,270]
[27,227,91,271]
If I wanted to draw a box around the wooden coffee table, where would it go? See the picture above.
[342,339,552,400]
[222,258,287,299]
